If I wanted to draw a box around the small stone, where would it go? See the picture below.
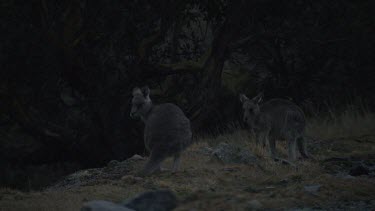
[246,199,262,210]
[349,165,370,176]
[243,186,261,193]
[341,175,355,179]
[264,186,276,190]
[121,175,143,184]
[211,142,257,165]
[278,179,289,186]
[304,184,321,195]
[134,177,143,181]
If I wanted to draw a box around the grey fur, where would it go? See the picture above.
[130,86,192,175]
[239,93,309,161]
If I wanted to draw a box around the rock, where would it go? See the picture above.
[107,160,120,168]
[81,200,134,211]
[81,190,177,211]
[129,154,145,161]
[368,165,375,171]
[122,190,177,211]
[278,179,290,186]
[246,199,262,210]
[199,146,214,155]
[341,174,356,179]
[243,186,261,193]
[288,201,374,210]
[49,153,152,190]
[322,157,350,162]
[304,184,321,195]
[211,143,257,165]
[349,165,370,176]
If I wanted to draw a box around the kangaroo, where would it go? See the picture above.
[239,93,309,162]
[130,86,192,175]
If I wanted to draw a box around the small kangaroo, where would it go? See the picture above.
[130,86,192,175]
[239,93,309,162]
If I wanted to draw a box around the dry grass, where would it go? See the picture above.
[306,104,375,140]
[1,108,375,210]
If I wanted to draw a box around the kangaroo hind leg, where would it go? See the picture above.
[172,153,181,173]
[139,149,166,176]
[297,136,309,159]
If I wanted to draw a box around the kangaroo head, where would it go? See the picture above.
[239,92,263,127]
[130,86,153,120]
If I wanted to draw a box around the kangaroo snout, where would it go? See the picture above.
[129,105,141,119]
[129,111,139,119]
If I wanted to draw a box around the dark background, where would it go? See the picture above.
[1,0,374,190]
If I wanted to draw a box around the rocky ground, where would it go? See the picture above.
[0,130,375,211]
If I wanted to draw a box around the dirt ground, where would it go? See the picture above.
[1,130,374,211]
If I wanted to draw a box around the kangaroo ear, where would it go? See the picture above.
[132,87,142,96]
[239,94,249,103]
[252,92,263,103]
[141,86,150,97]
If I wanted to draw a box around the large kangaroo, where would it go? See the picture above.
[239,93,309,161]
[130,86,192,175]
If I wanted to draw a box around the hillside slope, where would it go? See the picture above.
[1,129,375,211]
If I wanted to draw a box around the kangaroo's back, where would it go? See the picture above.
[145,103,192,152]
[259,98,306,136]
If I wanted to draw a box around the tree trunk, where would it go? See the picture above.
[189,0,247,130]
